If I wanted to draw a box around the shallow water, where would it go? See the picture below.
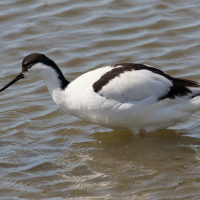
[1,0,200,199]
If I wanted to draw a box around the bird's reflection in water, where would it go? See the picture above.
[55,128,200,198]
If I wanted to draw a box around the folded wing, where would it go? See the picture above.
[93,63,200,102]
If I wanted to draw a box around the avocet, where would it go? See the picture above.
[1,53,200,134]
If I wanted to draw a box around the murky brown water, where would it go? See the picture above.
[1,0,200,199]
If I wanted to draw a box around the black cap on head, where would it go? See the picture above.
[0,53,70,92]
[22,53,55,72]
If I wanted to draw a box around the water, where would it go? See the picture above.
[1,0,200,199]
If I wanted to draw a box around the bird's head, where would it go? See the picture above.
[0,53,68,92]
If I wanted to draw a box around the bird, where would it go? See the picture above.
[1,53,200,135]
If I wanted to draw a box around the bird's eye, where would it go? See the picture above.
[24,63,33,69]
[27,63,33,68]
[22,62,34,73]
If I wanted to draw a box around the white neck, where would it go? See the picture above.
[27,63,62,97]
[25,62,69,111]
[42,68,61,96]
[40,66,65,107]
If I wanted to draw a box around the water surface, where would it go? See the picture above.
[1,0,200,199]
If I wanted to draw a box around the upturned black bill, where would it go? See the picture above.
[0,72,24,92]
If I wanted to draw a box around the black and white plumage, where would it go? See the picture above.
[1,53,200,134]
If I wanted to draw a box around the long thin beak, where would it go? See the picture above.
[0,72,24,92]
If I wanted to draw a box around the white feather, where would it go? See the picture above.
[98,69,172,102]
[47,65,200,134]
[18,60,200,134]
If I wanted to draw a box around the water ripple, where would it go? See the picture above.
[1,0,200,199]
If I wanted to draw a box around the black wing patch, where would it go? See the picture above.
[92,63,200,100]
